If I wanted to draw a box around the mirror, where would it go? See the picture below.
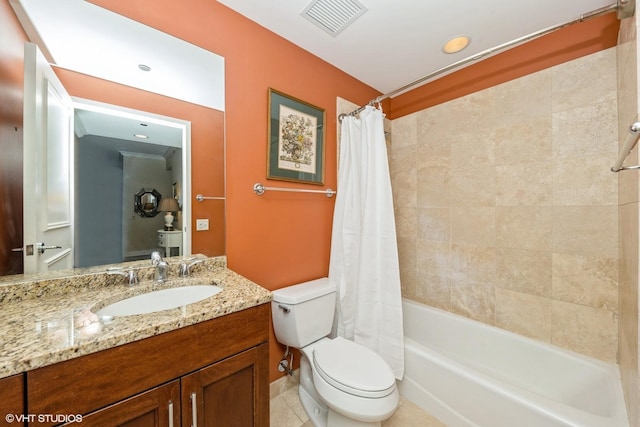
[134,188,161,218]
[1,0,226,278]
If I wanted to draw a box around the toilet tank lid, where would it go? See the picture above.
[272,278,335,304]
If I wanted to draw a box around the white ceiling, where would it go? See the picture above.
[8,0,623,116]
[4,0,626,177]
[218,0,620,95]
[10,0,225,111]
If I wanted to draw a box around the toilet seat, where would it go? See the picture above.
[312,337,396,398]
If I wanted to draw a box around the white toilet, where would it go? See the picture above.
[271,278,399,427]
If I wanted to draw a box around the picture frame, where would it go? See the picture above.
[267,88,325,185]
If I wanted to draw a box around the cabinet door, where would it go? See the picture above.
[182,343,269,427]
[66,380,180,427]
[0,374,24,422]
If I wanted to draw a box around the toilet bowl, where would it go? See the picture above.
[307,337,399,424]
[271,278,399,427]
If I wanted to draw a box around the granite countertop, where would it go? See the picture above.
[0,256,272,380]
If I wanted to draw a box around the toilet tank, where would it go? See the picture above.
[271,278,336,348]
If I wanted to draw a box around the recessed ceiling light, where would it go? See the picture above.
[138,64,151,72]
[443,36,470,54]
[134,134,149,139]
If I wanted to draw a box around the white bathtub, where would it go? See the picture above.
[398,299,629,427]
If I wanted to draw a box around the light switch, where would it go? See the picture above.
[196,219,209,231]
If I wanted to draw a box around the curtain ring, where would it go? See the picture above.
[374,97,384,113]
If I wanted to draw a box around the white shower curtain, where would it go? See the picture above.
[328,105,404,379]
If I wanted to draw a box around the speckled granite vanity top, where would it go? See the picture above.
[0,256,271,379]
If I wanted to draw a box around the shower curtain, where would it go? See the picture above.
[328,105,404,379]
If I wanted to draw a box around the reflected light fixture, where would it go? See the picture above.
[134,134,149,139]
[443,35,470,54]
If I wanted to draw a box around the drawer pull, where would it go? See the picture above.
[190,392,198,427]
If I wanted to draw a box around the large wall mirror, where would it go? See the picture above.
[3,0,226,277]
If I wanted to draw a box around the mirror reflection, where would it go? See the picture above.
[134,188,161,218]
[73,101,192,268]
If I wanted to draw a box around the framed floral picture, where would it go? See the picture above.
[267,88,325,184]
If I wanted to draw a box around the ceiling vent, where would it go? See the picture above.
[301,0,367,37]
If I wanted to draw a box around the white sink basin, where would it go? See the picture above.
[96,285,223,318]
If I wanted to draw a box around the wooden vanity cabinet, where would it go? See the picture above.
[0,374,24,422]
[27,304,269,427]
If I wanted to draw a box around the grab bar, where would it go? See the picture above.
[253,183,336,198]
[611,120,640,172]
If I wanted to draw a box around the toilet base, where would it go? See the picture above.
[299,385,382,427]
[328,409,381,427]
[299,384,329,427]
[299,354,329,427]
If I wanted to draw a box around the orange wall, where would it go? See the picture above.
[389,12,620,119]
[54,69,226,257]
[88,0,381,381]
[87,0,380,285]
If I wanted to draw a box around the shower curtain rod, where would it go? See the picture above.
[338,2,619,122]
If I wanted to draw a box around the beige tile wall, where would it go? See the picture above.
[391,47,620,364]
[617,14,640,427]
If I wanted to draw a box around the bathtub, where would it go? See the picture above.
[398,299,629,427]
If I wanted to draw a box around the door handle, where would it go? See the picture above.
[36,242,62,254]
[12,245,35,255]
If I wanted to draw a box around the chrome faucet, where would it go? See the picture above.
[151,251,168,282]
[106,268,139,286]
[179,258,205,277]
[151,251,162,266]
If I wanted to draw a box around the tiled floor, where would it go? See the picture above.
[270,386,448,427]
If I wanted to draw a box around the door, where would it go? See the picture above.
[22,42,73,273]
[181,344,269,427]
